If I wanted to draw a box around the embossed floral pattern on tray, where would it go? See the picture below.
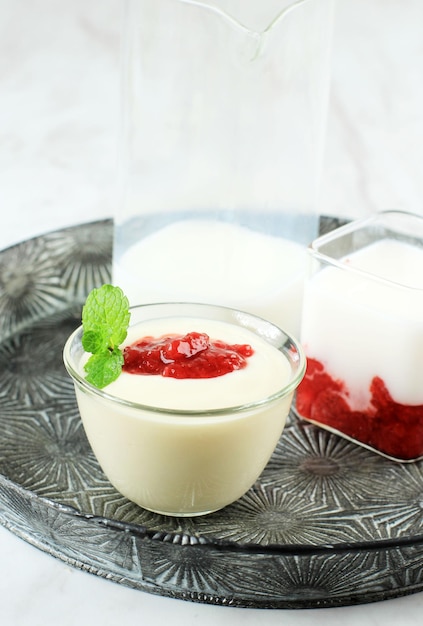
[0,218,423,609]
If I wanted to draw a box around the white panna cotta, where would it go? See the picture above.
[298,237,423,461]
[113,220,307,338]
[65,303,305,516]
[105,316,292,410]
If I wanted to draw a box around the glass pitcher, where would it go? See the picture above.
[114,0,335,338]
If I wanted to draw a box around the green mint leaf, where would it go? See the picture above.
[81,284,130,389]
[81,329,109,355]
[82,284,130,350]
[84,349,124,389]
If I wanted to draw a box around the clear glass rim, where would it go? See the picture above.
[308,209,423,292]
[63,301,306,418]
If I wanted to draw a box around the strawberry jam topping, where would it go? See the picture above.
[123,331,254,379]
[296,358,423,460]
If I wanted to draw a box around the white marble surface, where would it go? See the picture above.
[1,0,423,623]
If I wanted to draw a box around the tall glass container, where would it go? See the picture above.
[114,0,334,338]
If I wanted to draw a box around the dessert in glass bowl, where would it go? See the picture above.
[64,291,305,516]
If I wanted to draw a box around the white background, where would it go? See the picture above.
[1,0,423,623]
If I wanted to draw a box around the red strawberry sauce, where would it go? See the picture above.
[296,358,423,461]
[123,331,253,379]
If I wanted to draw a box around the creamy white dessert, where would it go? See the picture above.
[301,239,423,406]
[297,237,423,460]
[67,306,304,516]
[113,220,307,338]
[104,316,292,410]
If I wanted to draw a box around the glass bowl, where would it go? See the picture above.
[64,302,305,516]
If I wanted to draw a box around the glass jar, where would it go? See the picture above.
[114,0,335,338]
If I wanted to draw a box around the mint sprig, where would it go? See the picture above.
[81,284,130,389]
